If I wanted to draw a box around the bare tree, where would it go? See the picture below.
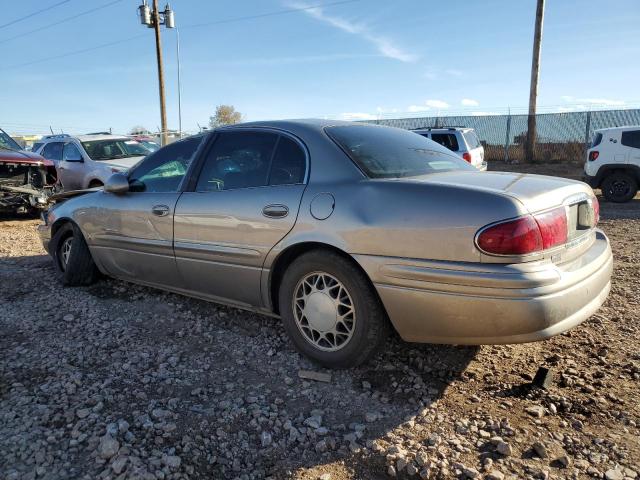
[209,105,243,129]
[129,125,150,135]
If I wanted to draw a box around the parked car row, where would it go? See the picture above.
[37,119,612,368]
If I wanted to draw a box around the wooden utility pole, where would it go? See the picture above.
[152,0,168,146]
[527,0,545,162]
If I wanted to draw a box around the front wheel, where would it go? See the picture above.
[52,223,99,286]
[601,172,638,203]
[278,250,389,368]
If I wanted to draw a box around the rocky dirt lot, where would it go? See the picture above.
[1,198,639,480]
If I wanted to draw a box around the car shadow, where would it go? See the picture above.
[598,196,640,220]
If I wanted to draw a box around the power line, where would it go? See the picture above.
[0,0,363,70]
[0,0,74,30]
[0,0,123,45]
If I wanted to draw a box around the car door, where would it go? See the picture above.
[90,136,204,288]
[59,142,86,190]
[621,129,640,165]
[174,130,308,308]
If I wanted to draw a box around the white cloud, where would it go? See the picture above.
[425,99,449,109]
[287,1,417,63]
[340,112,377,121]
[407,105,431,113]
[461,98,479,107]
[471,111,499,116]
[561,96,625,107]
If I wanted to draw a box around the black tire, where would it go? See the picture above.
[278,250,389,369]
[88,180,103,189]
[51,223,99,286]
[601,172,638,203]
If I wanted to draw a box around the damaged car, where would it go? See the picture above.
[0,128,57,215]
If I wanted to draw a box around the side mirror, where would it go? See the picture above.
[104,173,130,194]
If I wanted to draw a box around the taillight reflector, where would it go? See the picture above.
[593,196,600,224]
[462,152,472,163]
[477,207,568,255]
[588,151,599,161]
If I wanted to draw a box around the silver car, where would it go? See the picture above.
[38,120,613,368]
[35,134,151,190]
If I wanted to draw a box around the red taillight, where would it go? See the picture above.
[534,206,568,249]
[477,215,542,255]
[588,151,599,161]
[462,152,472,163]
[477,207,568,255]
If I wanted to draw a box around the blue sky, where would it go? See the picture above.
[1,0,639,135]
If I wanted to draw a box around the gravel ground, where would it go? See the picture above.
[1,196,639,480]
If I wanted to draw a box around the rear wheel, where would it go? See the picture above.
[52,223,99,286]
[601,172,638,203]
[278,250,389,368]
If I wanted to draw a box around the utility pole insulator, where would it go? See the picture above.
[163,4,175,29]
[138,0,152,26]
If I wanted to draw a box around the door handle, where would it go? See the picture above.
[262,204,289,218]
[151,204,170,217]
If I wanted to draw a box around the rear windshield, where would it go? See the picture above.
[591,132,603,148]
[463,130,481,149]
[81,139,151,161]
[430,133,459,151]
[326,125,475,179]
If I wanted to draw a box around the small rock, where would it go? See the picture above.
[163,455,181,469]
[406,462,418,476]
[387,465,397,477]
[532,441,547,458]
[486,471,505,480]
[76,408,90,419]
[525,405,545,418]
[605,469,624,480]
[63,314,74,322]
[462,466,480,478]
[319,474,331,480]
[496,441,512,456]
[556,455,571,468]
[261,431,272,447]
[111,456,128,475]
[97,435,119,460]
[365,412,378,423]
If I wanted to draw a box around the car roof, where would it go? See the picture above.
[594,125,640,133]
[217,118,355,134]
[411,127,472,133]
[40,134,131,142]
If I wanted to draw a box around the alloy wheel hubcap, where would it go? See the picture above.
[293,272,356,352]
[611,180,629,196]
[60,237,72,270]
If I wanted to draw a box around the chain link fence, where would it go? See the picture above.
[365,109,640,164]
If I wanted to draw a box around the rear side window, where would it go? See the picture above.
[326,125,474,179]
[591,132,603,148]
[463,130,481,149]
[621,130,640,149]
[430,133,459,151]
[269,137,306,185]
[41,142,63,161]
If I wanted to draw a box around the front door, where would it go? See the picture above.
[90,136,204,288]
[174,130,308,308]
[59,142,86,190]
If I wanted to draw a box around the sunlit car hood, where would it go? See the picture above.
[102,155,145,169]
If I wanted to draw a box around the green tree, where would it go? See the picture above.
[209,105,242,129]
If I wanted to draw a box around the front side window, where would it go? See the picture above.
[81,138,151,161]
[327,125,474,179]
[621,130,640,149]
[430,133,459,151]
[195,131,278,191]
[41,142,64,161]
[63,143,83,161]
[129,136,203,192]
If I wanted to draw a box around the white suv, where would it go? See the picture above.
[412,127,487,170]
[584,126,640,202]
[34,134,151,191]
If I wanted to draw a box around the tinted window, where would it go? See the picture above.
[591,132,603,148]
[41,142,63,161]
[327,125,474,179]
[269,137,306,185]
[195,131,278,191]
[621,130,640,149]
[129,136,203,192]
[463,130,480,149]
[31,142,44,152]
[63,143,83,161]
[430,133,459,151]
[82,138,150,160]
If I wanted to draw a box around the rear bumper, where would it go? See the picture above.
[355,230,612,344]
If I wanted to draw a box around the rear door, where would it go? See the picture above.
[174,130,308,308]
[621,129,640,165]
[59,142,85,190]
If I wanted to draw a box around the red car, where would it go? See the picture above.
[0,128,57,215]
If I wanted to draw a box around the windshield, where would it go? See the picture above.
[0,129,23,151]
[326,125,475,178]
[81,138,151,161]
[140,140,161,152]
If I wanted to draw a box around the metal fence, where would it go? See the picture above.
[365,109,640,164]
